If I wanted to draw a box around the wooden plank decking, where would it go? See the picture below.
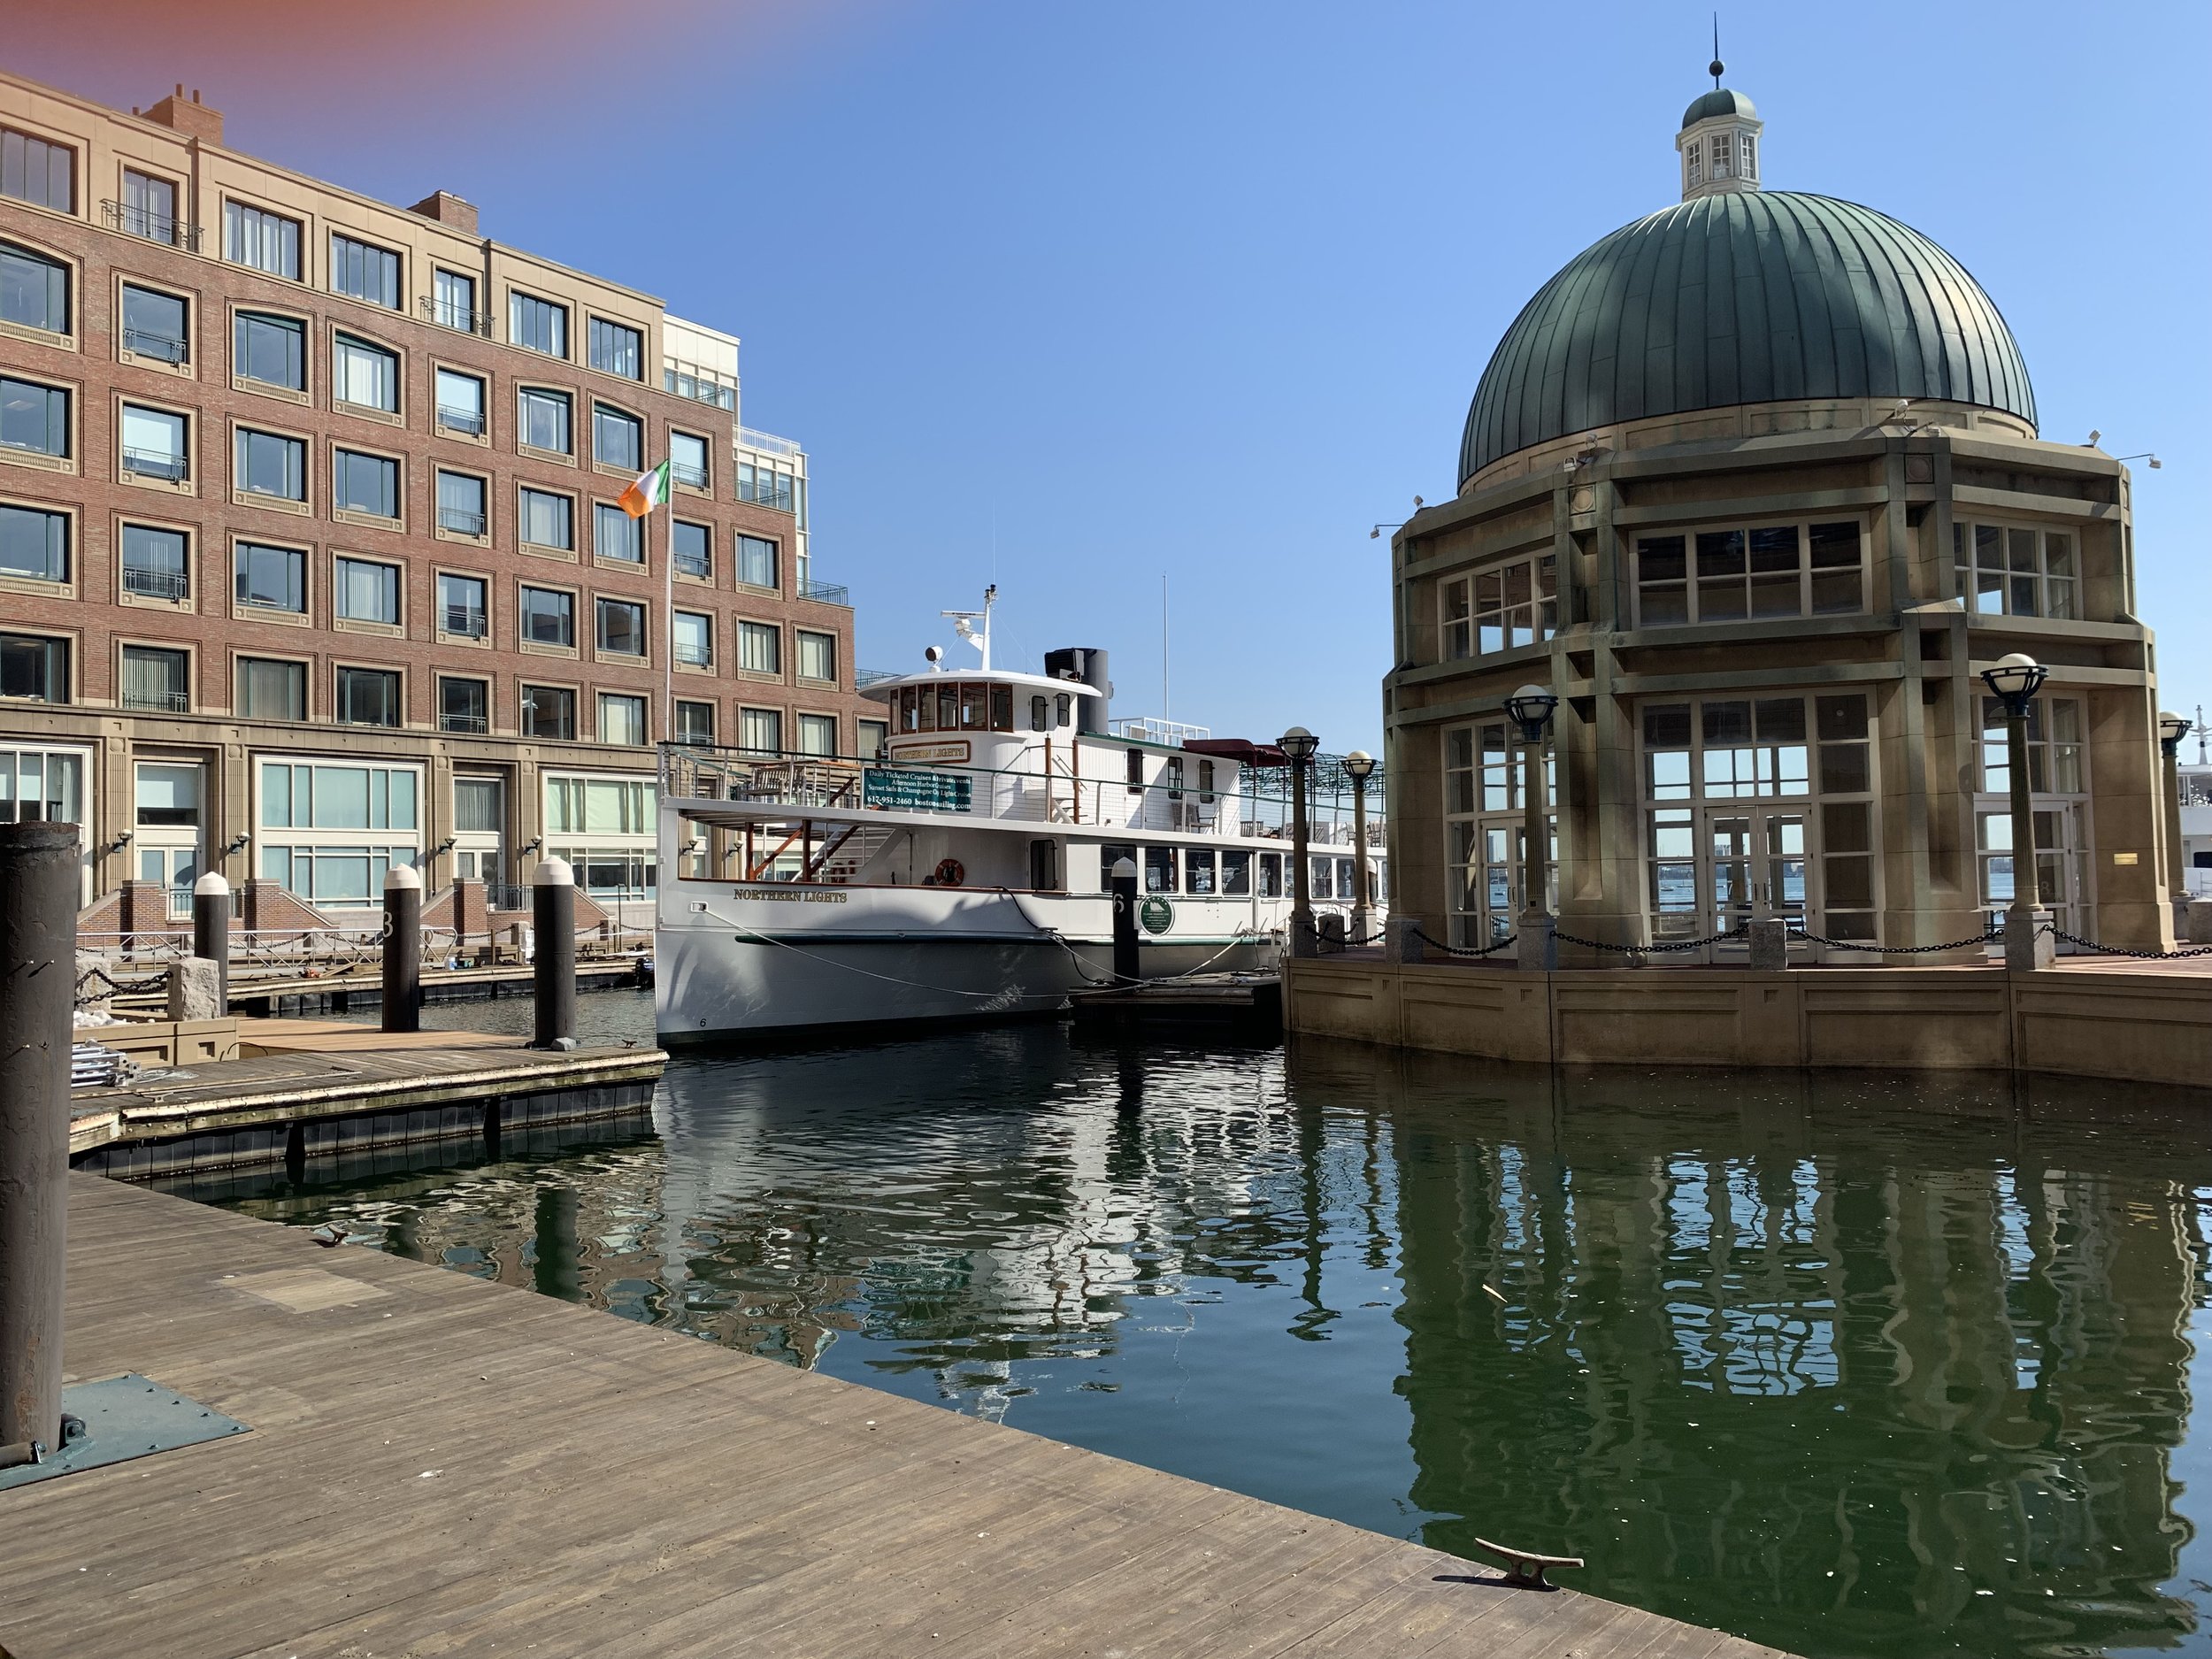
[0,1176,1794,1659]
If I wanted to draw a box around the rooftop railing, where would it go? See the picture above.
[797,578,849,606]
[737,427,802,457]
[856,668,902,688]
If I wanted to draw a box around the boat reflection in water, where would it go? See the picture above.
[205,1019,2212,1659]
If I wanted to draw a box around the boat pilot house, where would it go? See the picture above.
[1384,74,2178,965]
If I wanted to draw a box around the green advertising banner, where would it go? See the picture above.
[864,769,973,813]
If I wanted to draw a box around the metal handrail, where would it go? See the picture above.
[120,327,188,364]
[121,448,189,481]
[737,427,801,457]
[122,565,189,599]
[671,461,709,488]
[104,201,203,251]
[442,604,487,636]
[675,643,712,666]
[122,687,190,712]
[440,710,489,733]
[439,508,488,536]
[798,578,849,605]
[738,481,797,512]
[856,669,901,687]
[436,404,486,434]
[419,296,493,335]
[674,552,711,579]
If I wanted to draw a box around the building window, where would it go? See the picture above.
[594,403,641,471]
[594,502,641,563]
[737,534,778,589]
[1634,520,1864,627]
[438,571,487,637]
[1441,554,1556,658]
[797,713,837,757]
[437,470,488,537]
[1,127,74,212]
[739,706,782,755]
[664,365,735,411]
[334,448,399,518]
[0,503,67,582]
[119,404,187,480]
[598,692,648,745]
[1443,721,1556,947]
[672,518,710,579]
[439,675,488,733]
[1709,133,1732,180]
[674,700,714,745]
[0,375,68,458]
[435,367,486,435]
[521,683,575,740]
[335,665,402,726]
[673,611,712,666]
[669,430,708,489]
[234,541,304,613]
[738,620,780,675]
[519,487,573,551]
[224,201,301,279]
[1954,522,2078,619]
[121,645,190,712]
[1975,695,2089,930]
[432,269,478,331]
[257,759,421,906]
[236,656,304,719]
[334,556,399,625]
[0,242,69,334]
[520,585,574,647]
[119,168,179,243]
[1685,142,1703,190]
[858,718,887,760]
[120,284,188,365]
[545,773,657,899]
[234,311,305,390]
[1738,133,1758,181]
[333,333,399,412]
[596,597,647,657]
[796,629,837,684]
[510,290,568,357]
[1978,695,2083,797]
[588,318,641,380]
[737,462,795,512]
[331,234,401,309]
[0,634,68,702]
[235,427,305,502]
[518,387,572,454]
[120,524,188,600]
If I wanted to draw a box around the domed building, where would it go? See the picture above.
[1383,73,2173,963]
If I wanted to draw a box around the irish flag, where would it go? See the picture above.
[618,459,671,518]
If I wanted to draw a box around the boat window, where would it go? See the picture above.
[914,685,934,732]
[1258,851,1283,897]
[1029,695,1048,732]
[936,682,958,730]
[1101,842,1137,890]
[1199,759,1216,803]
[1144,845,1178,893]
[1187,849,1217,895]
[1223,849,1252,895]
[1125,749,1144,794]
[1056,693,1071,728]
[990,684,1013,731]
[1166,757,1185,799]
[1337,857,1357,901]
[898,685,919,732]
[1310,856,1335,899]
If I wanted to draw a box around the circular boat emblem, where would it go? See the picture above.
[1139,896,1173,935]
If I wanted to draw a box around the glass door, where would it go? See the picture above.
[134,762,204,919]
[1705,807,1813,959]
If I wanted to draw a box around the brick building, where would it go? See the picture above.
[0,69,876,923]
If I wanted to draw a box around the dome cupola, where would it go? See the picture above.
[1676,58,1762,199]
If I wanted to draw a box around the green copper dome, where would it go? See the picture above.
[1682,87,1755,127]
[1458,191,2038,488]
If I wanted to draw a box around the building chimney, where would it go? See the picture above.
[143,86,223,146]
[408,191,480,236]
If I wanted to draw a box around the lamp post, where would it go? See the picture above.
[1503,686,1558,971]
[2160,710,2193,902]
[1279,726,1319,957]
[1343,750,1376,942]
[1980,653,2053,972]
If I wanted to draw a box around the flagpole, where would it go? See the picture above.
[662,463,672,741]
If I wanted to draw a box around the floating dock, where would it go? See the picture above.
[1070,972,1283,1037]
[70,1019,664,1178]
[0,1175,1793,1658]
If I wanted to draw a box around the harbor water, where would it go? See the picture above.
[184,991,2212,1659]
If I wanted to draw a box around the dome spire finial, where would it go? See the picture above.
[1710,13,1724,88]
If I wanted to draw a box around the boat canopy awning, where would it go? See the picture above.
[666,796,1291,850]
[1182,738,1288,767]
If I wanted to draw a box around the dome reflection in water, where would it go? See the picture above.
[194,997,2212,1659]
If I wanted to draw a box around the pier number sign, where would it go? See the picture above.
[1139,896,1174,935]
[864,769,973,813]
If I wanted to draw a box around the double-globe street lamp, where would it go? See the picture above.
[1979,652,2053,972]
[1343,749,1377,942]
[1279,726,1320,956]
[1502,685,1559,970]
[2159,710,2193,903]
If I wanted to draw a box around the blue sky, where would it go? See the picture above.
[15,0,2208,756]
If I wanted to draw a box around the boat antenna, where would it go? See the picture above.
[2200,702,2208,765]
[941,584,996,672]
[1162,572,1170,720]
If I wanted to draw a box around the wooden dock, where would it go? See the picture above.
[70,1022,664,1176]
[1071,972,1283,1037]
[0,1175,1793,1658]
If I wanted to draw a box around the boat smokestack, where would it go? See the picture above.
[1045,648,1110,735]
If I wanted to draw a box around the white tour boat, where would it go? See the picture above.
[653,590,1384,1041]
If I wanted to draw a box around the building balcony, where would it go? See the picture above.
[797,578,850,606]
[436,404,486,436]
[120,327,188,365]
[419,296,493,336]
[123,687,190,713]
[671,461,708,489]
[442,604,487,638]
[439,507,488,536]
[103,200,202,252]
[122,448,189,482]
[122,565,189,600]
[674,550,711,580]
[675,642,712,667]
[738,427,802,457]
[439,710,489,734]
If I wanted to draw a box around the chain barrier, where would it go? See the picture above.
[1553,922,1751,955]
[1784,925,2000,955]
[2047,927,2212,962]
[1409,926,1518,958]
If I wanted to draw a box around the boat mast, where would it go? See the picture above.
[942,584,996,672]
